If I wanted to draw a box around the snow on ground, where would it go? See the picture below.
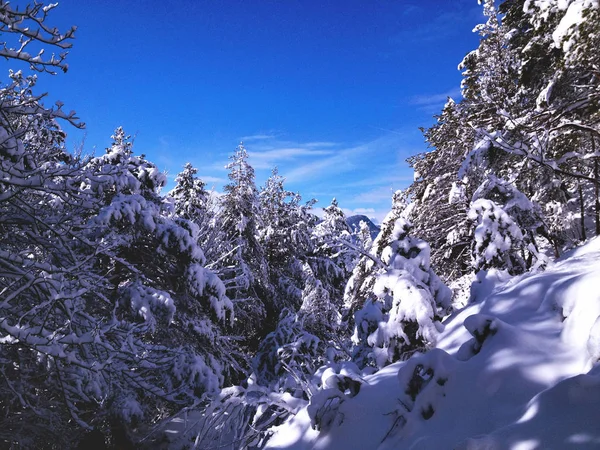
[266,237,600,449]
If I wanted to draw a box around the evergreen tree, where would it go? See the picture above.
[299,263,342,341]
[218,144,271,347]
[407,99,474,280]
[311,198,356,302]
[351,217,452,369]
[170,162,210,225]
[345,190,408,317]
[346,193,451,369]
[258,167,316,312]
[170,162,223,268]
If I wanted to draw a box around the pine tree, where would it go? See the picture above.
[299,263,341,341]
[351,217,452,369]
[65,129,238,440]
[258,167,317,312]
[170,162,224,267]
[407,99,474,280]
[171,162,210,224]
[345,190,408,317]
[346,193,451,369]
[311,198,356,301]
[218,144,271,348]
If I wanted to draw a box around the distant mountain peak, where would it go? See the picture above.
[346,215,380,239]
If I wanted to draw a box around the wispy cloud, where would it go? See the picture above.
[223,136,345,172]
[249,147,336,169]
[304,141,339,148]
[283,134,402,184]
[352,186,399,204]
[405,87,462,114]
[281,132,414,189]
[410,87,462,107]
[240,134,277,142]
[199,175,227,185]
[283,149,359,183]
[339,173,414,190]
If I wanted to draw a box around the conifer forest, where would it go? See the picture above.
[2,1,600,448]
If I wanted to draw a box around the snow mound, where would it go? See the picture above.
[265,238,600,449]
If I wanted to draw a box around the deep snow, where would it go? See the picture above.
[265,238,600,449]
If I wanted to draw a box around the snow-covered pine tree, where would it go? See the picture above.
[0,53,238,446]
[348,194,452,369]
[170,162,210,225]
[52,129,238,442]
[311,198,357,302]
[258,167,317,312]
[344,190,408,318]
[299,263,342,341]
[407,99,474,280]
[468,175,548,274]
[458,0,600,254]
[169,162,226,269]
[468,198,525,274]
[357,219,374,252]
[218,144,272,348]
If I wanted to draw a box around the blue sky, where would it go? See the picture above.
[30,0,484,222]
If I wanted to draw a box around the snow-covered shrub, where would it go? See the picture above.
[253,309,325,398]
[470,175,550,271]
[467,268,513,305]
[468,198,527,274]
[381,349,457,443]
[307,361,364,431]
[163,384,300,450]
[456,314,499,360]
[351,218,452,369]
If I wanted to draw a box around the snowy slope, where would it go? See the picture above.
[266,238,600,450]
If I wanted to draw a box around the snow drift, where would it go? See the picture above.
[265,238,600,449]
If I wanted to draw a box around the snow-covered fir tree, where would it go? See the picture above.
[218,143,272,348]
[406,99,475,280]
[348,193,452,369]
[311,198,357,303]
[169,162,224,270]
[258,167,317,312]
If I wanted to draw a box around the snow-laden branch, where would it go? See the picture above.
[472,126,600,185]
[0,1,76,74]
[324,234,385,270]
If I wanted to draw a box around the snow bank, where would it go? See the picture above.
[265,238,600,449]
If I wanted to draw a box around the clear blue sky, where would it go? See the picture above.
[29,0,483,222]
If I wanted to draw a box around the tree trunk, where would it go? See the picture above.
[593,137,600,236]
[578,181,587,242]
